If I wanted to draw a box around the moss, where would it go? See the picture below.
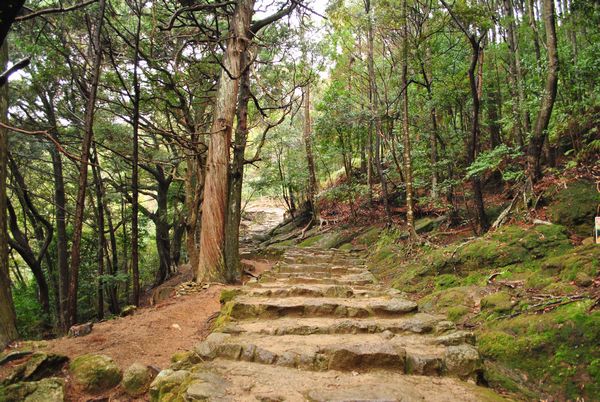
[547,180,600,236]
[212,301,235,332]
[219,289,241,305]
[298,234,324,247]
[481,291,513,313]
[434,274,459,290]
[447,306,471,321]
[477,301,600,400]
[355,226,381,245]
[338,243,353,251]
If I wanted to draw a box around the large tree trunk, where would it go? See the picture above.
[154,169,173,286]
[196,0,254,283]
[67,0,107,327]
[527,0,558,181]
[224,50,251,279]
[0,40,18,348]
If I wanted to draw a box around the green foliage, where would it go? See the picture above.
[466,146,523,181]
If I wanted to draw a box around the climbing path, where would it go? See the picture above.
[150,247,505,401]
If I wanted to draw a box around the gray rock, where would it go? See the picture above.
[435,331,476,346]
[444,344,482,379]
[149,369,191,400]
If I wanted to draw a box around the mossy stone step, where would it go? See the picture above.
[227,296,418,319]
[193,332,481,378]
[220,314,451,336]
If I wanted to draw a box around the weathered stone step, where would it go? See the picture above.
[275,264,365,274]
[244,284,381,298]
[227,296,418,319]
[194,332,482,378]
[259,272,375,286]
[153,359,504,402]
[220,314,453,336]
[262,269,367,280]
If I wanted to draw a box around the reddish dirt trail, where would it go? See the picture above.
[45,284,224,369]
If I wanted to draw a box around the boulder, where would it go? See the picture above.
[121,362,156,396]
[0,377,64,402]
[3,352,68,385]
[69,354,122,393]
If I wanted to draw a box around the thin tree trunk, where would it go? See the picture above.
[303,85,319,218]
[401,0,416,238]
[130,0,142,307]
[41,94,69,332]
[91,150,106,320]
[67,0,107,327]
[0,40,18,348]
[527,0,559,181]
[196,0,255,283]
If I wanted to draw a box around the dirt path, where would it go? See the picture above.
[150,247,507,401]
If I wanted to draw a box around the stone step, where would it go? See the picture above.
[227,296,418,319]
[244,284,382,298]
[262,269,367,280]
[194,332,482,378]
[259,272,375,286]
[274,264,366,274]
[219,314,455,336]
[152,359,503,402]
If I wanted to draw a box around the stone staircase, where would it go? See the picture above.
[149,247,505,401]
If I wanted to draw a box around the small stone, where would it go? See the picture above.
[69,354,122,393]
[254,348,276,364]
[434,320,456,334]
[435,331,476,346]
[121,363,155,396]
[68,322,93,338]
[444,344,482,379]
[581,237,595,246]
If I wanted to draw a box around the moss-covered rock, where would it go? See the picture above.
[121,363,155,396]
[0,377,64,402]
[481,291,514,313]
[3,352,68,385]
[69,354,122,393]
[547,180,600,236]
[477,301,600,400]
[219,289,241,304]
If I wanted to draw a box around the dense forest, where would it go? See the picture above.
[0,0,598,397]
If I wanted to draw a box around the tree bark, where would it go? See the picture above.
[130,0,142,307]
[401,0,416,238]
[41,93,69,332]
[527,0,559,181]
[0,40,18,348]
[224,49,251,280]
[303,85,319,218]
[67,0,107,327]
[196,0,254,283]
